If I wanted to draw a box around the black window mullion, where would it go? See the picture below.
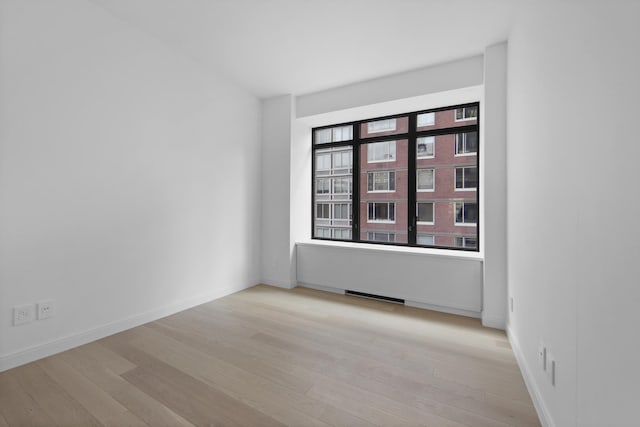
[407,113,417,246]
[352,122,361,242]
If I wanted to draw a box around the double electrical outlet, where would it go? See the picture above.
[13,300,56,326]
[538,342,556,387]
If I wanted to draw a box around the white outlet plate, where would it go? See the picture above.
[37,299,56,320]
[538,343,546,370]
[547,352,556,386]
[13,304,34,326]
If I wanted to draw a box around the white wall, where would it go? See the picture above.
[0,0,262,370]
[482,43,508,329]
[507,2,640,426]
[261,95,294,288]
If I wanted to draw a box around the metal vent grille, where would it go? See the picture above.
[345,290,404,305]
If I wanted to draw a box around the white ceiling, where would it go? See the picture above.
[88,0,515,98]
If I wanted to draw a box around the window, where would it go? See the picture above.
[455,236,477,249]
[417,202,434,224]
[316,203,330,219]
[417,234,435,245]
[312,103,479,251]
[417,169,434,191]
[455,132,478,155]
[455,166,477,190]
[333,203,351,220]
[368,232,395,242]
[334,177,352,194]
[367,118,396,133]
[367,140,396,162]
[333,228,352,240]
[417,136,434,158]
[316,178,330,194]
[455,106,478,121]
[368,202,395,222]
[316,227,331,238]
[417,112,435,127]
[333,151,352,170]
[368,171,395,192]
[455,202,477,225]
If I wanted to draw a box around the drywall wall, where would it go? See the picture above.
[296,55,484,118]
[0,0,261,370]
[261,95,295,288]
[297,242,483,316]
[482,43,508,329]
[507,2,640,426]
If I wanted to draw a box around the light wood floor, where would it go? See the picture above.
[0,285,540,426]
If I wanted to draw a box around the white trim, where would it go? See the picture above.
[0,282,252,372]
[455,222,477,226]
[417,221,434,225]
[481,313,505,330]
[366,220,396,224]
[507,326,554,427]
[405,299,481,318]
[454,153,476,157]
[296,240,483,260]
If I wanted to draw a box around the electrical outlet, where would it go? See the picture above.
[538,343,546,370]
[13,304,34,326]
[37,299,55,320]
[547,352,556,386]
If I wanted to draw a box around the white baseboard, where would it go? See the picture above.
[481,313,506,330]
[0,282,252,373]
[507,326,554,427]
[298,282,346,295]
[261,278,295,289]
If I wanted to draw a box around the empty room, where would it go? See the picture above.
[0,1,638,426]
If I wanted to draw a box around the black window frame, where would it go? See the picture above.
[311,102,480,252]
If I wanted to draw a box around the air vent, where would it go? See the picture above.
[345,290,404,305]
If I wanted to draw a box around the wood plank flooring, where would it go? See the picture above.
[0,285,540,426]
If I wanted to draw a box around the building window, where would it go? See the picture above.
[312,103,479,251]
[455,236,477,249]
[316,227,331,238]
[316,203,330,219]
[417,112,435,127]
[368,232,395,242]
[455,202,477,225]
[367,118,396,133]
[417,202,434,224]
[333,203,351,220]
[417,136,434,158]
[455,166,477,190]
[368,171,395,192]
[455,132,478,155]
[316,178,330,194]
[334,177,352,194]
[417,234,435,245]
[367,140,396,163]
[417,169,434,191]
[333,228,352,240]
[455,106,478,121]
[368,202,395,223]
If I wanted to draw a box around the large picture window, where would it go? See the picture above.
[312,103,479,250]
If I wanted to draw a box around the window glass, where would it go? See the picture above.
[361,117,408,138]
[455,132,478,155]
[417,112,435,127]
[416,136,434,158]
[417,234,435,245]
[314,125,353,144]
[417,169,434,191]
[417,202,434,223]
[367,140,396,162]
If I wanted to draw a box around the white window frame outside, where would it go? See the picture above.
[454,107,478,122]
[333,203,351,220]
[455,236,477,248]
[316,203,331,220]
[367,202,396,223]
[417,168,435,192]
[367,118,397,134]
[454,132,478,157]
[416,202,434,225]
[417,112,435,127]
[454,201,477,226]
[417,234,435,245]
[455,166,477,191]
[416,136,435,159]
[367,231,396,243]
[367,171,395,193]
[315,227,331,238]
[367,140,397,163]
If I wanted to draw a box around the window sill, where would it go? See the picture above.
[297,239,483,261]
